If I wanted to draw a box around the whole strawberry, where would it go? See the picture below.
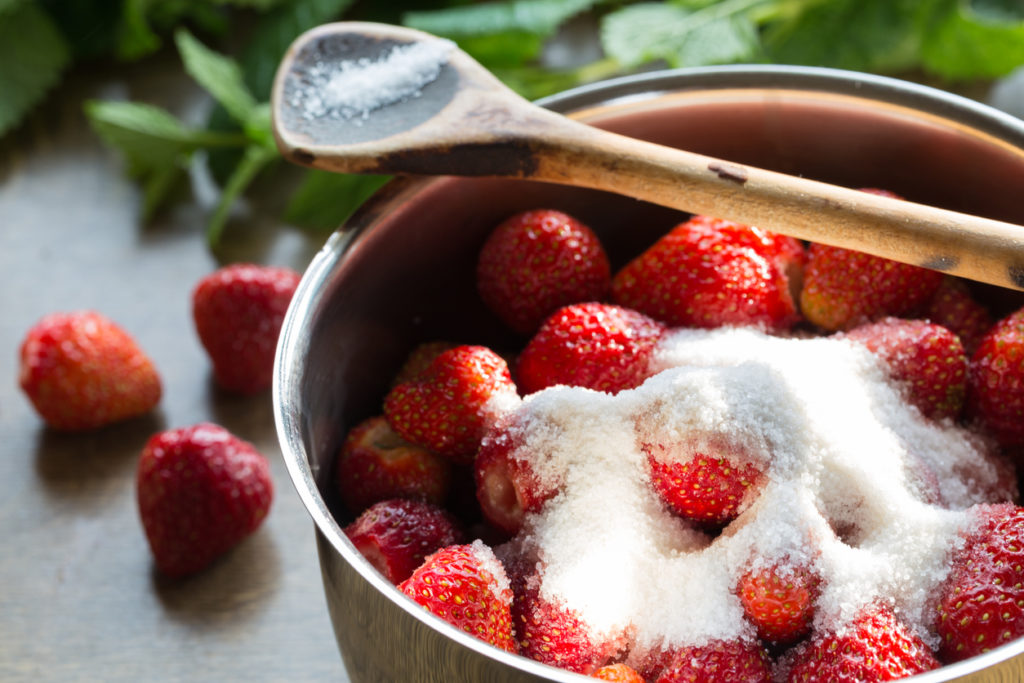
[344,498,463,585]
[516,302,666,395]
[384,345,518,463]
[935,504,1024,662]
[653,638,772,683]
[737,561,820,645]
[844,317,967,420]
[398,541,516,652]
[137,423,273,577]
[782,603,939,681]
[611,215,801,331]
[920,277,993,356]
[192,263,301,394]
[968,306,1024,447]
[475,420,559,535]
[19,311,162,430]
[335,415,451,515]
[644,443,765,528]
[477,209,611,335]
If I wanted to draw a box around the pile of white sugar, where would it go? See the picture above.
[498,327,1014,657]
[293,38,455,121]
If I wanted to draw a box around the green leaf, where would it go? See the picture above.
[207,143,279,246]
[403,0,599,37]
[602,1,762,69]
[762,0,923,74]
[240,0,355,98]
[0,2,71,137]
[457,31,546,67]
[283,170,391,233]
[920,0,1024,80]
[175,27,258,125]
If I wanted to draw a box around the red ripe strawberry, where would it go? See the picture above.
[516,302,666,395]
[504,551,621,673]
[921,278,993,356]
[737,562,820,645]
[968,307,1024,447]
[384,345,518,463]
[391,341,456,386]
[477,209,611,335]
[653,639,772,683]
[335,415,451,514]
[344,498,463,585]
[935,503,1024,662]
[611,215,800,331]
[398,541,516,652]
[192,263,301,394]
[593,663,645,683]
[136,423,274,577]
[475,422,558,535]
[782,603,939,681]
[19,311,162,431]
[644,443,766,528]
[844,317,967,420]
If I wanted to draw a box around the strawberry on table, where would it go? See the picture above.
[935,503,1024,662]
[477,209,611,336]
[384,345,519,463]
[781,602,939,681]
[344,498,463,585]
[968,306,1024,447]
[515,302,666,395]
[652,638,772,683]
[398,541,516,652]
[192,263,301,394]
[920,277,993,356]
[611,215,801,331]
[737,561,820,645]
[19,310,162,430]
[136,423,274,578]
[844,317,967,421]
[335,415,452,515]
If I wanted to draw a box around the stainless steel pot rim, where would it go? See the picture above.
[273,63,1024,682]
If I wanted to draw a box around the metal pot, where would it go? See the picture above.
[274,65,1024,683]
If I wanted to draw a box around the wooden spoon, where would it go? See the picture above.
[272,21,1024,291]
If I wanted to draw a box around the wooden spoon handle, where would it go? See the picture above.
[519,108,1024,291]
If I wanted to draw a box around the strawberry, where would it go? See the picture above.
[19,310,162,430]
[935,503,1024,662]
[391,341,457,386]
[611,215,801,331]
[843,317,967,420]
[335,415,451,514]
[968,306,1024,447]
[475,421,558,535]
[398,541,516,652]
[136,423,274,577]
[515,302,666,395]
[593,663,645,682]
[653,638,772,683]
[781,602,939,681]
[192,263,301,394]
[644,443,766,528]
[384,345,518,463]
[477,209,611,335]
[344,498,463,585]
[920,278,993,356]
[737,562,820,645]
[504,551,622,673]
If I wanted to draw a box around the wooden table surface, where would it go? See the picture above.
[0,61,349,680]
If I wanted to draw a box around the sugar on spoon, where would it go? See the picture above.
[272,21,1024,292]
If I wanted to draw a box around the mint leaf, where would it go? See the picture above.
[284,170,390,233]
[762,0,921,74]
[175,28,258,125]
[207,143,279,246]
[403,0,599,37]
[920,0,1024,79]
[0,2,70,136]
[602,1,761,69]
[240,0,355,99]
